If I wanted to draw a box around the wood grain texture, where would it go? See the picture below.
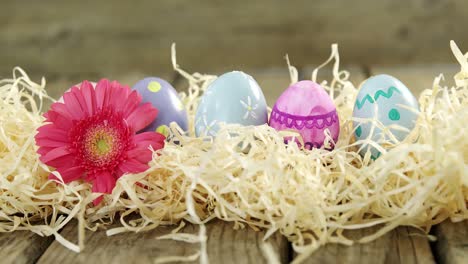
[1,0,467,82]
[37,219,288,264]
[298,226,435,264]
[433,220,468,264]
[0,231,54,264]
[204,220,289,264]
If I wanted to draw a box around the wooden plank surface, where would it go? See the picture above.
[203,220,289,263]
[0,231,54,264]
[37,219,289,264]
[300,226,435,264]
[1,0,468,82]
[433,220,468,264]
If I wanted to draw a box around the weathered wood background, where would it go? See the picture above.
[1,0,467,85]
[1,1,467,263]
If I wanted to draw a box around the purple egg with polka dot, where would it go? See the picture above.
[132,77,188,134]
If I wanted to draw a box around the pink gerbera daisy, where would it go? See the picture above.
[35,79,165,205]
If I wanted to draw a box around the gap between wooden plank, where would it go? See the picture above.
[432,220,468,264]
[36,219,289,264]
[295,226,435,264]
[0,231,55,264]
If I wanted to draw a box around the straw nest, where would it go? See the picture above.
[0,42,466,263]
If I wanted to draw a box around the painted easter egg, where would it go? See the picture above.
[132,77,188,134]
[353,74,419,159]
[269,80,340,150]
[194,71,268,137]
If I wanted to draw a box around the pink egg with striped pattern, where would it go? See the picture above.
[268,80,340,150]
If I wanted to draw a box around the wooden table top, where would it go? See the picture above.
[0,64,466,264]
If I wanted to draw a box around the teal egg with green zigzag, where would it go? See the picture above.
[352,74,419,159]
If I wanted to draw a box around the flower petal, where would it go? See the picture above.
[45,111,73,130]
[80,80,97,115]
[45,153,76,168]
[36,124,69,142]
[118,159,150,174]
[40,146,71,164]
[37,146,55,156]
[49,166,84,183]
[63,87,87,120]
[126,148,153,164]
[91,171,116,206]
[92,171,116,194]
[122,91,142,118]
[70,86,90,116]
[133,132,166,150]
[93,171,115,206]
[35,137,68,148]
[46,103,74,130]
[126,103,158,132]
[95,79,110,110]
[107,81,129,109]
[93,196,104,206]
[48,102,72,119]
[103,81,116,108]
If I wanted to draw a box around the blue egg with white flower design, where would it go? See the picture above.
[353,74,419,159]
[194,71,268,137]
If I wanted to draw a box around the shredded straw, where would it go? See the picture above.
[0,41,467,263]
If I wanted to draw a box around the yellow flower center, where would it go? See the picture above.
[97,139,110,153]
[84,126,119,165]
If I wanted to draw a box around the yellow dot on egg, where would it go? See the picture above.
[156,125,169,137]
[147,81,162,93]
